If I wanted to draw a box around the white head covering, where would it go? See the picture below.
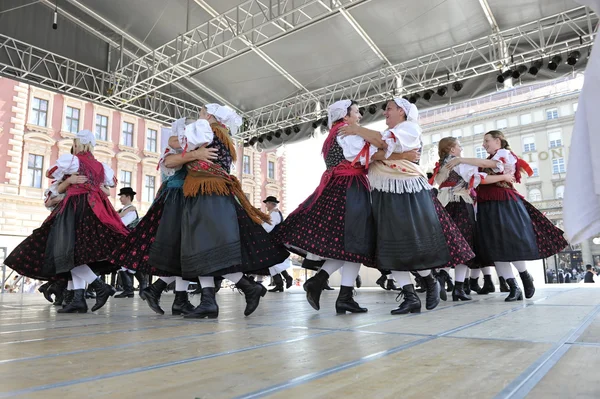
[171,118,186,140]
[205,104,243,135]
[182,120,213,150]
[327,100,352,129]
[393,98,419,123]
[76,129,96,147]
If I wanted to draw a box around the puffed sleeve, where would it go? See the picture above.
[46,154,79,181]
[159,146,182,177]
[491,149,517,174]
[336,134,377,164]
[180,120,214,151]
[387,121,422,153]
[455,164,488,189]
[102,163,117,187]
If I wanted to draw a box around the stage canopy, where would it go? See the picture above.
[0,0,596,148]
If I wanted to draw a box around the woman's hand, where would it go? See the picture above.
[502,174,516,184]
[190,145,218,163]
[400,149,420,162]
[338,124,360,138]
[444,158,462,169]
[67,174,88,185]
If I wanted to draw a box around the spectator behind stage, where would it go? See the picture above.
[584,264,596,283]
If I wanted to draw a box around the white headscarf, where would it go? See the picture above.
[76,129,96,146]
[205,104,243,135]
[327,99,352,129]
[171,118,186,140]
[393,98,419,123]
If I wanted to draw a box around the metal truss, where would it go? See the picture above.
[237,6,598,140]
[109,0,371,104]
[0,34,201,123]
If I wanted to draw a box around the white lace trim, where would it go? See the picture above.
[369,175,431,194]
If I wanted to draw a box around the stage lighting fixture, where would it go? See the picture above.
[249,137,258,146]
[423,90,434,101]
[567,51,580,66]
[452,81,463,92]
[52,6,58,30]
[243,141,251,147]
[274,130,282,138]
[266,133,273,141]
[528,60,543,76]
[437,86,448,97]
[258,135,264,143]
[321,118,328,127]
[381,102,387,111]
[293,126,300,133]
[548,55,562,71]
[312,121,319,129]
[284,127,292,135]
[512,65,528,79]
[497,74,505,84]
[408,94,420,104]
[368,104,377,114]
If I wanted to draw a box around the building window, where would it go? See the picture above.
[122,122,134,147]
[146,129,157,152]
[555,185,565,199]
[548,131,563,148]
[552,158,566,174]
[529,162,539,177]
[65,106,80,133]
[496,119,508,129]
[243,155,251,174]
[451,129,462,138]
[27,154,44,188]
[431,133,441,144]
[120,170,132,188]
[546,108,559,120]
[473,124,485,135]
[268,161,275,179]
[528,189,542,202]
[95,114,109,141]
[520,114,532,125]
[31,97,48,127]
[523,136,536,153]
[144,175,156,202]
[475,146,487,159]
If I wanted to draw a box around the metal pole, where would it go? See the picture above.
[1,264,5,294]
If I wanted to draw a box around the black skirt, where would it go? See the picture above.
[445,199,482,269]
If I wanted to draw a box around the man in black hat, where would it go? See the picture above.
[114,187,147,298]
[258,196,294,292]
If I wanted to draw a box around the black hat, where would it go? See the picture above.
[263,196,279,204]
[118,187,136,197]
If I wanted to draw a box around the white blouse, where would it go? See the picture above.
[490,149,517,175]
[336,134,377,165]
[49,154,115,186]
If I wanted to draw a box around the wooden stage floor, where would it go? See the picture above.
[1,285,599,399]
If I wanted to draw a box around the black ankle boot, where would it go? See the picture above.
[436,272,447,301]
[49,280,67,305]
[470,277,483,294]
[57,289,88,313]
[499,276,510,292]
[62,290,74,308]
[335,286,367,314]
[215,276,224,293]
[184,287,219,319]
[89,278,116,312]
[505,278,523,302]
[391,284,421,315]
[269,274,284,292]
[452,281,472,301]
[85,286,96,299]
[115,271,135,298]
[281,270,293,289]
[386,279,400,291]
[304,270,330,311]
[172,291,195,315]
[355,275,362,289]
[134,272,148,293]
[140,279,168,315]
[519,271,535,299]
[414,274,427,293]
[39,282,53,303]
[439,269,454,292]
[236,276,267,316]
[322,279,335,291]
[480,274,495,294]
[423,273,441,310]
[464,278,471,295]
[376,275,387,290]
[54,288,66,306]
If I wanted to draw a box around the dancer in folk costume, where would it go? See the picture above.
[111,122,217,316]
[155,104,289,319]
[431,137,513,300]
[447,130,568,301]
[340,98,474,314]
[4,130,127,313]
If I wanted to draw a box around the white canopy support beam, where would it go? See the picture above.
[237,6,597,140]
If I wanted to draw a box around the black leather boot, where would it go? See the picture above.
[452,281,472,301]
[215,276,224,293]
[184,287,219,319]
[436,272,447,301]
[355,275,362,289]
[335,286,367,314]
[115,271,135,298]
[464,278,471,295]
[38,282,53,303]
[85,286,96,299]
[134,272,148,293]
[519,271,535,299]
[423,273,441,310]
[376,274,387,290]
[470,277,483,294]
[304,270,330,311]
[48,280,67,305]
[89,278,116,312]
[480,274,496,294]
[505,278,523,302]
[499,276,510,292]
[172,291,195,315]
[281,270,293,289]
[62,290,74,308]
[391,284,421,315]
[57,289,88,313]
[322,279,335,291]
[413,273,426,293]
[54,288,66,307]
[439,269,454,292]
[386,279,399,291]
[236,276,267,316]
[269,274,284,292]
[140,278,168,315]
